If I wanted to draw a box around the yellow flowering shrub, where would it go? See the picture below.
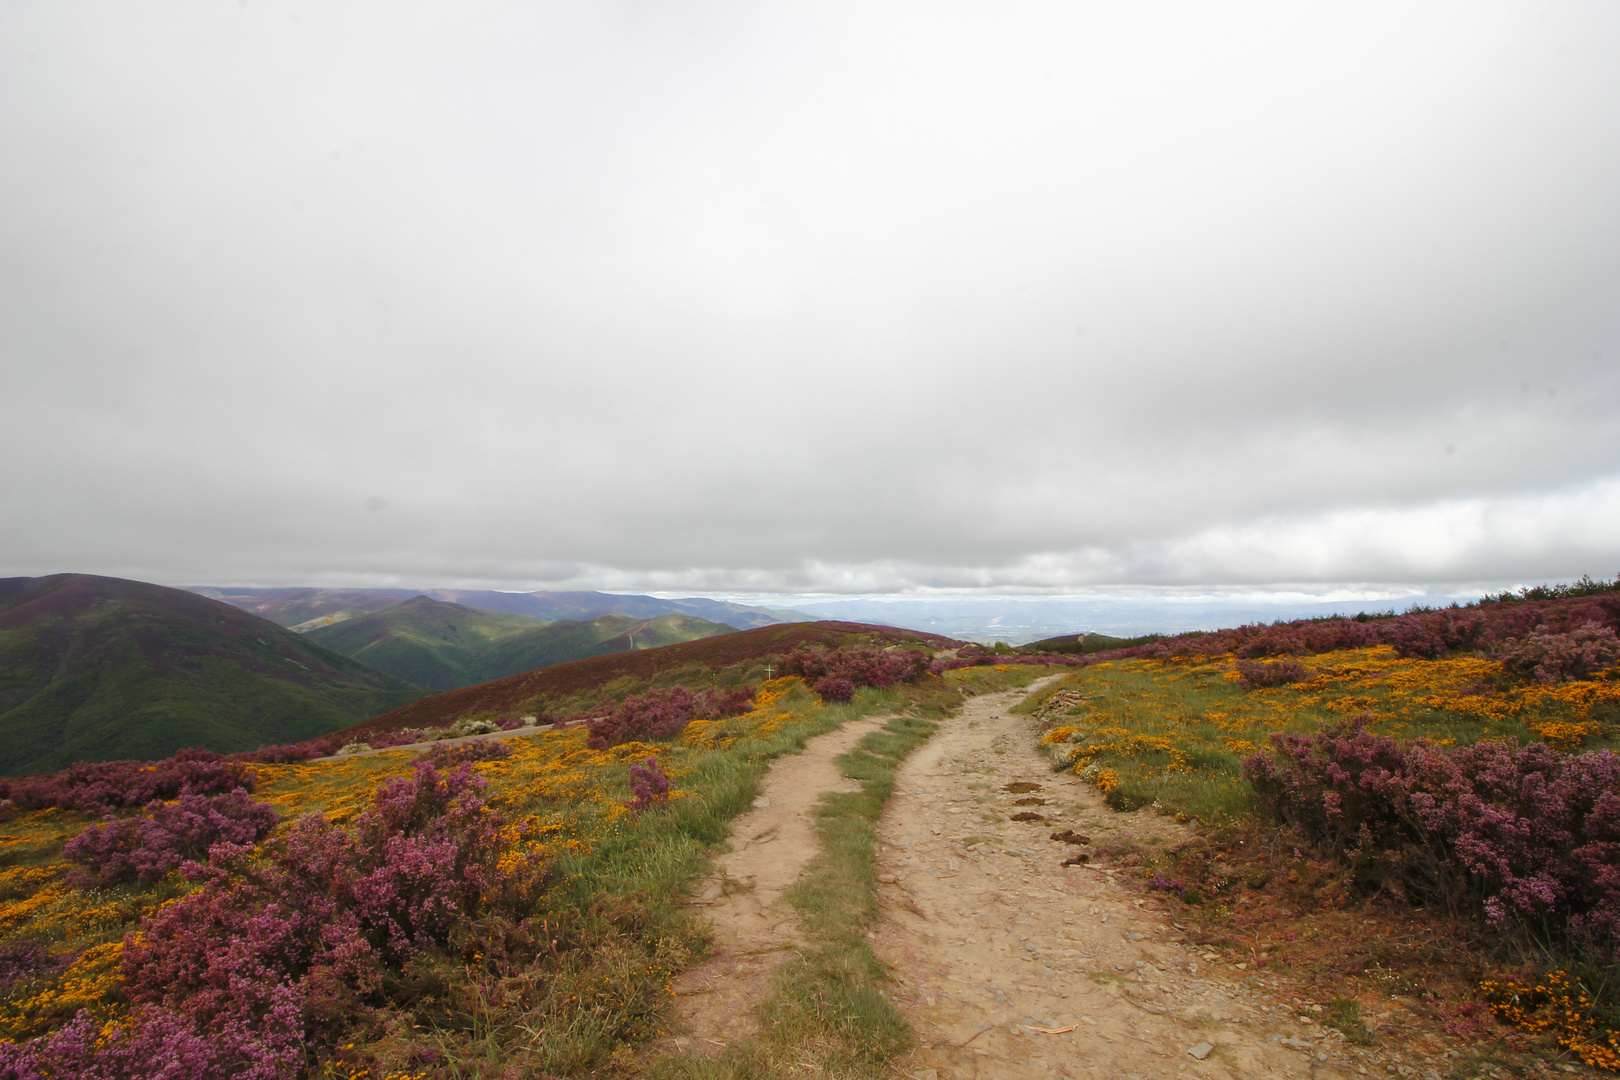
[1025,647,1619,820]
[1483,971,1620,1071]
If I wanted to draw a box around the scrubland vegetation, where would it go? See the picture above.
[1017,578,1620,1070]
[8,578,1620,1075]
[0,638,1037,1078]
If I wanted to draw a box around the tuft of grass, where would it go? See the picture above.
[1322,996,1374,1045]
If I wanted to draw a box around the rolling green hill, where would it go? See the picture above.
[478,612,742,681]
[0,575,424,775]
[196,586,809,632]
[303,597,552,689]
[193,587,414,629]
[304,596,740,690]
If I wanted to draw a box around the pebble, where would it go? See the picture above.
[1187,1041,1214,1060]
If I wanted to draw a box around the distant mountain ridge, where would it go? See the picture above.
[196,587,810,632]
[0,575,423,775]
[303,596,738,690]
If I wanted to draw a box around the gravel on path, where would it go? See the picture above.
[874,679,1365,1080]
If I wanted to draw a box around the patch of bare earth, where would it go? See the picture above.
[665,714,892,1055]
[873,682,1360,1080]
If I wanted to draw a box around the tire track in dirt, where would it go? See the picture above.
[873,681,1359,1080]
[667,713,894,1052]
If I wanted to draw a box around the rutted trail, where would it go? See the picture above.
[668,713,892,1049]
[873,682,1347,1080]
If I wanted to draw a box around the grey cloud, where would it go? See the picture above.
[3,2,1619,596]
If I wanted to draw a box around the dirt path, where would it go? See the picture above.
[668,713,894,1051]
[873,682,1358,1080]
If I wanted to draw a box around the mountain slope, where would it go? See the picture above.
[304,597,739,690]
[430,590,811,630]
[339,620,959,739]
[304,597,551,690]
[0,575,423,775]
[195,587,414,629]
[196,586,810,632]
[478,612,739,682]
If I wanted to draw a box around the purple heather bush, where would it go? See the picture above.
[586,685,755,750]
[812,676,856,702]
[1135,591,1620,663]
[63,788,279,889]
[0,996,304,1080]
[1245,717,1620,956]
[1500,621,1620,685]
[1235,658,1310,689]
[421,738,514,769]
[0,940,74,994]
[118,760,537,1046]
[779,645,929,698]
[228,737,341,765]
[8,749,257,814]
[625,758,671,813]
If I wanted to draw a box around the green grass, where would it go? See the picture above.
[0,663,1043,1076]
[650,670,1055,1079]
[1015,648,1620,823]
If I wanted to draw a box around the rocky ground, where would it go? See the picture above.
[872,679,1369,1079]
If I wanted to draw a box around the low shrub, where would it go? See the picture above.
[62,788,279,889]
[1245,717,1620,955]
[585,685,754,750]
[446,717,501,738]
[0,941,74,995]
[625,758,670,813]
[0,999,304,1080]
[228,737,340,765]
[812,676,855,702]
[1235,658,1309,688]
[779,645,929,697]
[8,750,258,813]
[1501,621,1620,685]
[421,739,514,769]
[118,760,541,1053]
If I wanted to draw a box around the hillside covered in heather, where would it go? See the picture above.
[1020,576,1620,667]
[332,618,960,742]
[0,575,423,775]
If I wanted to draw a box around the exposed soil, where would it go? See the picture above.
[665,713,894,1052]
[872,680,1363,1080]
[649,677,1587,1078]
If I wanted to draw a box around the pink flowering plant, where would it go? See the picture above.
[625,758,671,813]
[778,644,929,699]
[1245,717,1620,956]
[62,787,278,889]
[585,684,754,749]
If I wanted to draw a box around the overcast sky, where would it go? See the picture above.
[3,2,1618,600]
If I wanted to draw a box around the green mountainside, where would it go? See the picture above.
[197,586,808,632]
[304,596,740,690]
[303,597,551,690]
[478,612,740,682]
[0,575,423,775]
[194,587,414,629]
